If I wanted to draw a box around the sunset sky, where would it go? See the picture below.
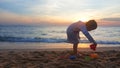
[0,0,120,26]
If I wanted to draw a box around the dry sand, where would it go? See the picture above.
[0,47,120,68]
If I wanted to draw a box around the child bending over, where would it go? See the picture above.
[66,20,97,55]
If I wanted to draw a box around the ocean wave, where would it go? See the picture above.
[0,36,120,44]
[0,36,66,43]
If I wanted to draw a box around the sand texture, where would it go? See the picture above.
[0,49,119,68]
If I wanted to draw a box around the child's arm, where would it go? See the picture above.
[80,23,97,45]
[82,30,97,45]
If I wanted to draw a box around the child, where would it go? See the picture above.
[66,20,97,55]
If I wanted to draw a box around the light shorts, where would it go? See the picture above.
[67,31,79,44]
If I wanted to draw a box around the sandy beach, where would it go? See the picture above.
[0,0,120,68]
[0,43,120,68]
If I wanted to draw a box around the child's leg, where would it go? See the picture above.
[73,43,78,55]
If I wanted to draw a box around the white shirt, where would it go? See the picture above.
[67,21,95,43]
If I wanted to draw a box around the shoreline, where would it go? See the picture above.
[0,42,120,51]
[0,47,119,52]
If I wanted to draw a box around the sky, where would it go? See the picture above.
[0,0,120,26]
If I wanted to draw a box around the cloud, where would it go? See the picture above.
[0,9,69,25]
[101,18,120,21]
[0,0,47,15]
[97,19,120,26]
[0,9,44,24]
[1,0,120,18]
[0,0,120,26]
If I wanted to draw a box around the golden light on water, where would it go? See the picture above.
[78,43,91,48]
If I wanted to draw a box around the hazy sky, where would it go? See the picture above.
[0,0,120,26]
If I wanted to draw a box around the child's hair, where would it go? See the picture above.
[86,20,97,31]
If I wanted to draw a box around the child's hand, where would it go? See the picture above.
[90,44,97,51]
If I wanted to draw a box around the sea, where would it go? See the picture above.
[0,25,120,49]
